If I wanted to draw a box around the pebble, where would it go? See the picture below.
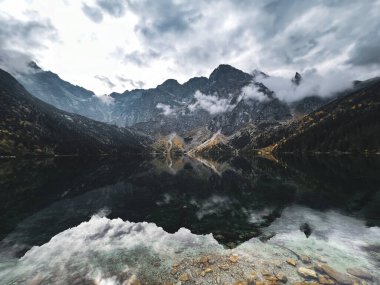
[286,259,297,266]
[178,273,190,282]
[297,267,318,279]
[346,268,373,280]
[229,254,239,263]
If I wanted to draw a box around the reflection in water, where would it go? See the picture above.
[0,154,379,284]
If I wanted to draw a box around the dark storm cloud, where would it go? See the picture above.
[95,75,116,88]
[0,14,57,49]
[120,0,379,77]
[346,23,380,66]
[82,4,103,23]
[127,0,201,38]
[0,13,57,72]
[96,0,127,17]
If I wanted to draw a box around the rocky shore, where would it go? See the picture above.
[155,252,377,285]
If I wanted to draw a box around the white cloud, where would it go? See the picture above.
[259,71,354,102]
[0,0,379,95]
[156,103,175,116]
[188,91,235,115]
[239,83,269,102]
[97,94,114,105]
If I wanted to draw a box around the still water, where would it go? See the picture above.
[0,155,379,284]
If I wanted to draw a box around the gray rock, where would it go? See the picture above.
[346,267,373,280]
[321,264,353,285]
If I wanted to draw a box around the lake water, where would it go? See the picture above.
[0,155,379,284]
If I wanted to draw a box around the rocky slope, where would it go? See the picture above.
[16,62,372,155]
[249,77,380,154]
[127,65,292,136]
[191,77,380,156]
[16,63,314,138]
[0,69,150,156]
[16,62,111,122]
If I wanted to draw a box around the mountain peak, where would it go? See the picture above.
[209,64,252,83]
[292,72,302,85]
[27,61,42,72]
[157,79,183,93]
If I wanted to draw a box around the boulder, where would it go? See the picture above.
[320,265,353,285]
[346,268,373,280]
[297,267,318,279]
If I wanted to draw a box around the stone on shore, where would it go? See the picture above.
[297,267,318,279]
[229,254,239,263]
[178,273,190,282]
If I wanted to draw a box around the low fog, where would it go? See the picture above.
[259,71,354,102]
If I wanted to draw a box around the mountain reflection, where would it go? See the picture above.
[0,154,379,258]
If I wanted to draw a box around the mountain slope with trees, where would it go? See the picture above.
[0,69,150,156]
[250,78,380,153]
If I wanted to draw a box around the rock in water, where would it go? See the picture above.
[321,265,353,285]
[346,267,373,280]
[318,275,335,285]
[286,258,297,266]
[297,267,318,279]
[300,223,312,238]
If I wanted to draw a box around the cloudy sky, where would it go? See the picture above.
[0,0,379,95]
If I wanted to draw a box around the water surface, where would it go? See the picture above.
[0,155,379,284]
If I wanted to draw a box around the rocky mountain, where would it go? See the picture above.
[0,69,150,156]
[257,77,380,154]
[16,63,312,138]
[15,62,111,122]
[191,76,380,156]
[120,65,293,137]
[15,62,367,155]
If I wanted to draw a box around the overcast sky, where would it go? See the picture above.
[0,0,379,94]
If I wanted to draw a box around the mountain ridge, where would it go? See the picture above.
[0,68,151,156]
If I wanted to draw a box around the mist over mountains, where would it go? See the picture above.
[1,59,379,156]
[14,62,353,136]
